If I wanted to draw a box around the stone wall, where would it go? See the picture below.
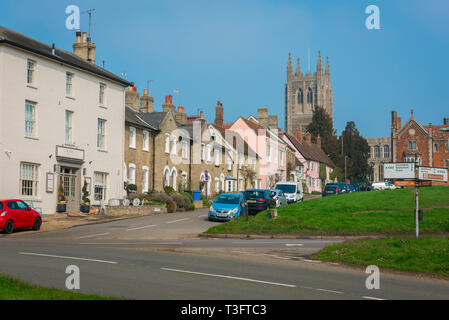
[105,205,167,216]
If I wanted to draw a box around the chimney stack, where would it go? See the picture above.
[268,115,278,129]
[257,108,269,128]
[125,82,140,111]
[214,100,224,128]
[140,88,154,113]
[176,106,187,124]
[294,131,303,142]
[162,95,176,113]
[72,30,96,63]
[305,132,312,143]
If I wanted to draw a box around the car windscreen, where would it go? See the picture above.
[244,191,267,199]
[325,186,337,191]
[214,195,241,204]
[275,184,296,193]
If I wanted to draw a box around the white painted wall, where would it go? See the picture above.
[0,44,126,214]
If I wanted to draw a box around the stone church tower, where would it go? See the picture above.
[284,51,333,134]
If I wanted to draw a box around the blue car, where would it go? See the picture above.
[208,193,247,222]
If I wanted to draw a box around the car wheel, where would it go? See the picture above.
[208,217,214,222]
[4,220,14,234]
[32,217,42,231]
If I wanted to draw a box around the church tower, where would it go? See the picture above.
[284,51,333,134]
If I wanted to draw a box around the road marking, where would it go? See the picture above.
[77,232,110,239]
[316,288,343,294]
[161,267,296,288]
[362,296,386,300]
[285,244,303,247]
[301,259,321,263]
[166,218,190,224]
[19,252,118,264]
[198,214,208,218]
[125,224,156,232]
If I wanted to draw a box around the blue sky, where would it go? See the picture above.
[2,0,448,137]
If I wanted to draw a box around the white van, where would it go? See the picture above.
[275,181,304,203]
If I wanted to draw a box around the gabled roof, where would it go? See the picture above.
[0,26,130,86]
[210,123,258,158]
[125,106,158,131]
[284,132,335,168]
[138,112,168,130]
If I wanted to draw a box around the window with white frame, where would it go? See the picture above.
[267,144,272,162]
[25,101,36,137]
[181,172,188,189]
[215,178,219,193]
[280,150,284,166]
[129,127,136,149]
[142,166,149,193]
[165,134,170,153]
[201,144,205,161]
[207,145,211,162]
[143,130,149,151]
[20,162,39,197]
[128,164,136,184]
[27,59,36,85]
[97,119,106,149]
[99,83,106,105]
[94,172,107,201]
[384,145,390,159]
[227,154,232,171]
[65,110,73,144]
[123,163,127,183]
[214,148,220,166]
[182,141,188,159]
[171,135,177,155]
[66,72,74,96]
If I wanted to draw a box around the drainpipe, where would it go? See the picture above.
[152,133,156,191]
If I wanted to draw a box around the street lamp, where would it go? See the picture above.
[344,155,347,183]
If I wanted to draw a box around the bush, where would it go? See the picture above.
[167,201,177,213]
[164,186,175,195]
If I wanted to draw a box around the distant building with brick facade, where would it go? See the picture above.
[391,109,449,185]
[367,137,391,183]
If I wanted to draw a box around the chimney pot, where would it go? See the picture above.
[82,32,87,43]
[305,132,312,143]
[76,30,81,43]
[294,131,303,142]
[200,111,204,119]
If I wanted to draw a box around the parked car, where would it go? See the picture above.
[372,182,397,190]
[269,189,288,208]
[348,184,356,193]
[322,184,340,197]
[243,189,273,215]
[326,182,349,193]
[208,193,247,222]
[274,182,304,203]
[359,183,372,191]
[0,199,42,234]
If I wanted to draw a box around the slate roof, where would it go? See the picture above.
[138,112,168,130]
[284,132,335,168]
[0,26,130,86]
[125,106,158,131]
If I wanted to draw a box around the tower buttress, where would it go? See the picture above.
[316,50,322,74]
[287,52,293,76]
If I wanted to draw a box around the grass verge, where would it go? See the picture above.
[0,274,117,300]
[205,186,449,236]
[314,236,449,277]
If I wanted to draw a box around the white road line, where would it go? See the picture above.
[166,218,190,224]
[302,259,321,263]
[316,288,343,294]
[198,214,208,218]
[77,232,110,239]
[285,244,304,247]
[362,296,386,300]
[19,252,118,264]
[161,267,296,288]
[125,224,156,232]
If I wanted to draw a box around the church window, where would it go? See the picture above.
[307,88,313,104]
[297,89,303,105]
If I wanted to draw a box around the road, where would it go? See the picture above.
[1,208,449,300]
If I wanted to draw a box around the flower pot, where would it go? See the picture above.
[80,204,90,213]
[57,203,67,213]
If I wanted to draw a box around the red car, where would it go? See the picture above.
[0,199,42,234]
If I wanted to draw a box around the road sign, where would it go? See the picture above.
[384,163,415,179]
[394,180,415,187]
[418,167,448,182]
[418,180,432,187]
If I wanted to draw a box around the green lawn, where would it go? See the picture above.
[314,236,449,277]
[0,274,116,300]
[205,186,449,236]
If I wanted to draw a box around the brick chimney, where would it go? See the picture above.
[444,118,449,125]
[162,95,176,113]
[268,115,278,129]
[125,82,140,111]
[317,134,321,147]
[294,131,303,142]
[175,106,187,124]
[305,132,312,143]
[214,101,224,128]
[140,88,154,113]
[257,108,268,128]
[72,30,96,63]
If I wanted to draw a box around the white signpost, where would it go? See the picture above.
[384,163,448,239]
[383,163,415,179]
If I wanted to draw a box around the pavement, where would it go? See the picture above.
[1,207,449,300]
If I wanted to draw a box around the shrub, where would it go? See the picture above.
[164,186,175,195]
[167,201,177,213]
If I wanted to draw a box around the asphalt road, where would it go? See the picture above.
[1,208,449,300]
